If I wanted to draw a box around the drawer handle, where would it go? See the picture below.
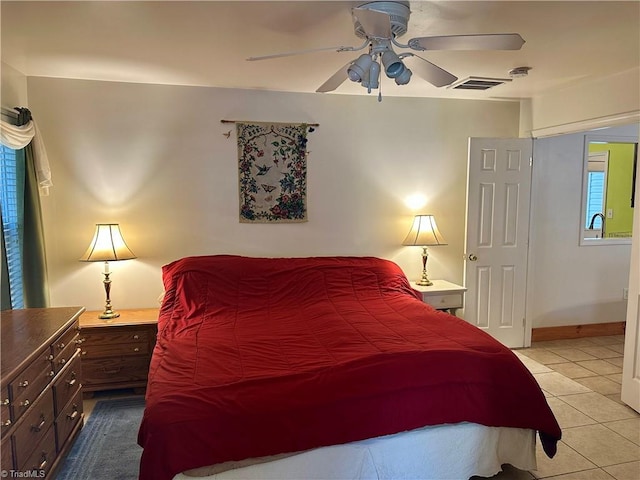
[66,372,77,387]
[134,347,140,352]
[59,358,67,365]
[133,334,140,340]
[75,338,86,345]
[102,367,122,375]
[49,370,55,377]
[81,350,87,356]
[67,409,79,421]
[47,354,54,361]
[38,453,48,470]
[58,342,65,349]
[18,380,29,388]
[2,419,11,427]
[31,414,46,432]
[20,399,30,408]
[2,398,9,406]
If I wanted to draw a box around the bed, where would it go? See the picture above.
[137,255,561,480]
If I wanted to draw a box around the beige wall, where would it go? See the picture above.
[522,67,640,137]
[25,76,521,311]
[529,124,637,328]
[1,61,28,107]
[3,65,637,328]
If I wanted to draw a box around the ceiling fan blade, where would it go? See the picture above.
[316,63,351,93]
[402,54,458,87]
[247,45,353,61]
[352,7,392,39]
[408,33,525,51]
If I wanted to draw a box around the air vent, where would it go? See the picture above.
[448,76,512,91]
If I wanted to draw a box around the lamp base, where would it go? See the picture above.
[98,269,121,321]
[99,309,120,320]
[416,246,433,286]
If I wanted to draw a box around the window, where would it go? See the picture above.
[584,151,608,231]
[585,170,605,229]
[0,144,24,308]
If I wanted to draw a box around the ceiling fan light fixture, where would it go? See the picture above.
[382,50,405,78]
[348,54,374,82]
[395,67,412,85]
[362,61,380,90]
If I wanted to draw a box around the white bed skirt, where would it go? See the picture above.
[174,422,537,480]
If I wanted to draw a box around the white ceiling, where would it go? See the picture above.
[2,1,639,101]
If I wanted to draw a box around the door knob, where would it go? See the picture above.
[468,253,478,261]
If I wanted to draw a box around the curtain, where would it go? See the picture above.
[0,110,52,195]
[22,143,49,307]
[0,213,11,310]
[0,108,50,308]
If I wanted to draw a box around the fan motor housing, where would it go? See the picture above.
[354,1,411,39]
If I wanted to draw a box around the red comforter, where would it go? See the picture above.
[138,255,561,480]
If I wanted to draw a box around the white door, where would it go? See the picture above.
[464,138,533,348]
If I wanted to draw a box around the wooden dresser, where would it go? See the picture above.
[1,306,85,478]
[78,309,159,396]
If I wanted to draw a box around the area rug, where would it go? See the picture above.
[55,396,145,480]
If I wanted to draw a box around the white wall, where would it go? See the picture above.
[25,77,521,311]
[529,124,637,327]
[1,61,28,107]
[523,67,640,136]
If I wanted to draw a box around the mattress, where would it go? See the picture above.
[138,255,561,480]
[175,422,537,480]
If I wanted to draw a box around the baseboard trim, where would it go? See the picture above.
[532,322,626,342]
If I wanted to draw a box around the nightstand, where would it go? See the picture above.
[78,308,159,396]
[411,280,466,316]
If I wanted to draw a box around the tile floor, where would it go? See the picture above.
[83,336,639,480]
[484,335,639,480]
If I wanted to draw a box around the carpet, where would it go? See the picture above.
[55,396,145,480]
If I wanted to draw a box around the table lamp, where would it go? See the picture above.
[402,214,447,286]
[79,223,136,319]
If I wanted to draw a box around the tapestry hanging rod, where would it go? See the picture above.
[220,119,319,127]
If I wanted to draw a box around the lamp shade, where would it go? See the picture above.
[402,215,447,247]
[79,224,136,262]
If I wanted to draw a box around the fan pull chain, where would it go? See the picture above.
[378,58,383,102]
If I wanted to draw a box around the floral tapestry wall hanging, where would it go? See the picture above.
[237,122,313,223]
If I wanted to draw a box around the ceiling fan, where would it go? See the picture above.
[248,1,525,98]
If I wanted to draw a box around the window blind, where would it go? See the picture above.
[0,144,24,308]
[585,171,605,230]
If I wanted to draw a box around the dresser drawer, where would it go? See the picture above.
[1,386,11,436]
[82,356,151,387]
[82,328,151,346]
[52,353,82,416]
[12,387,54,469]
[424,293,464,309]
[1,434,13,471]
[81,340,149,359]
[51,321,80,359]
[55,387,83,452]
[10,354,54,422]
[20,423,55,475]
[52,335,80,375]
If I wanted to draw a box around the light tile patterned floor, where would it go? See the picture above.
[483,335,639,480]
